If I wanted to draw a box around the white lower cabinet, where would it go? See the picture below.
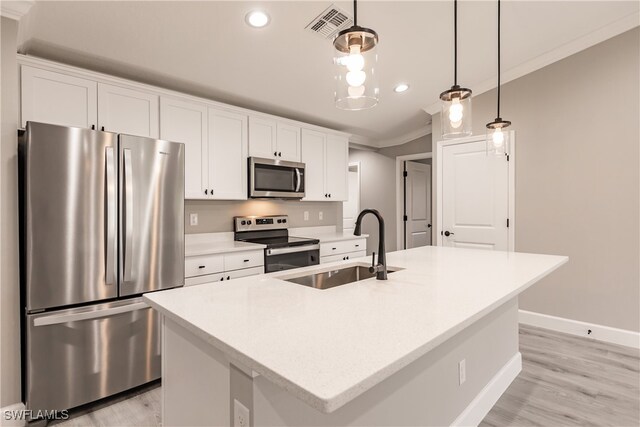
[185,249,264,286]
[319,239,367,264]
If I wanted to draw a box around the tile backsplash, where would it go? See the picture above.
[185,200,342,234]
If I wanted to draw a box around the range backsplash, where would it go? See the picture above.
[185,200,342,234]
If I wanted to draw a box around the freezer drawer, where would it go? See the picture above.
[26,298,160,413]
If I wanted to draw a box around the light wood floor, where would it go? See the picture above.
[53,325,639,427]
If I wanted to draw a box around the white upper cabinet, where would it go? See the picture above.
[301,130,348,201]
[325,135,349,201]
[249,116,301,162]
[276,123,301,162]
[301,129,327,201]
[208,108,248,200]
[160,97,208,199]
[248,117,277,159]
[97,83,159,137]
[21,66,97,129]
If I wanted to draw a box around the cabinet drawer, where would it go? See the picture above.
[185,254,224,278]
[320,250,367,264]
[224,250,264,271]
[320,239,366,257]
[227,266,264,280]
[185,272,225,286]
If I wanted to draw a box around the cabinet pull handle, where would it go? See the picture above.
[332,247,337,250]
[278,152,282,157]
[204,189,208,195]
[274,151,277,156]
[101,126,105,131]
[355,244,360,247]
[210,189,213,195]
[243,259,249,262]
[227,276,230,280]
[91,124,95,130]
[221,277,224,281]
[198,265,206,269]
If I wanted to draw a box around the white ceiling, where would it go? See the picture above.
[17,1,639,147]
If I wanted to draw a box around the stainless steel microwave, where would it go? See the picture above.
[248,157,305,199]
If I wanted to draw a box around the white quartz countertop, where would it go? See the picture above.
[145,246,567,413]
[292,230,368,243]
[185,240,265,257]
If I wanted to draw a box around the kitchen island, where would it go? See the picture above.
[144,246,567,426]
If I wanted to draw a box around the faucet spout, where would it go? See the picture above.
[353,209,387,280]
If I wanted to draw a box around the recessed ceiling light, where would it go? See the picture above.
[394,83,410,93]
[246,10,270,28]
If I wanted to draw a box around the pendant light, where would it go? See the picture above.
[440,0,472,139]
[333,0,379,110]
[486,0,511,155]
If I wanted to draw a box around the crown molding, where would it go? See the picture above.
[377,123,432,148]
[423,11,640,115]
[1,0,34,21]
[348,133,378,148]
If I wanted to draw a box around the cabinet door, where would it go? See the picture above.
[276,123,301,162]
[98,83,159,138]
[21,66,97,129]
[160,97,208,199]
[248,116,277,159]
[325,135,349,201]
[301,129,326,201]
[208,108,248,200]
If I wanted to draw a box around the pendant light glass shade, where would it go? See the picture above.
[440,85,472,138]
[486,0,511,155]
[440,0,472,139]
[333,2,379,110]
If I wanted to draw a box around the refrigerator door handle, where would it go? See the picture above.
[33,301,148,327]
[123,148,134,282]
[105,147,116,286]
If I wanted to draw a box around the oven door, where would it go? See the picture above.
[265,245,320,273]
[249,157,305,199]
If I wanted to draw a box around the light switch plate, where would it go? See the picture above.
[190,213,198,226]
[233,399,250,427]
[319,211,323,221]
[304,211,309,221]
[459,359,466,385]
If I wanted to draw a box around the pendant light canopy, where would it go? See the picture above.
[333,0,379,110]
[440,0,472,139]
[486,0,511,155]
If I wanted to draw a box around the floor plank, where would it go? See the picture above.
[53,325,639,426]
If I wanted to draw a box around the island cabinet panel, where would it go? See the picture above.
[160,97,208,199]
[248,116,277,159]
[301,129,327,201]
[21,66,97,129]
[97,83,159,137]
[324,135,349,201]
[207,108,248,200]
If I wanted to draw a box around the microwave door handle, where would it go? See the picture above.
[295,168,301,192]
[123,148,133,282]
[105,147,116,286]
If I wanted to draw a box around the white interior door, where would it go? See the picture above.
[441,140,509,250]
[343,164,360,233]
[405,161,431,248]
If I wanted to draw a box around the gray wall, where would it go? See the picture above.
[378,133,432,158]
[432,28,639,332]
[0,16,21,408]
[185,200,341,234]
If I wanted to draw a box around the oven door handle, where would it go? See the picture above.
[266,244,320,256]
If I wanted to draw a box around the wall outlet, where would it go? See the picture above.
[233,399,250,427]
[458,359,466,385]
[319,211,323,221]
[304,211,309,221]
[189,213,198,226]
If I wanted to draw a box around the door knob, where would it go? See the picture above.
[444,231,454,237]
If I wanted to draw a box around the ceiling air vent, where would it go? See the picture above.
[305,4,353,40]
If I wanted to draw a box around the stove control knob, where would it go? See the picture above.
[241,220,246,225]
[247,220,252,225]
[282,219,287,223]
[277,219,282,223]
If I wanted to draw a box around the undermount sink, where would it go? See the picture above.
[282,265,400,290]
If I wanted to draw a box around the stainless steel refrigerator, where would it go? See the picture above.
[19,121,185,413]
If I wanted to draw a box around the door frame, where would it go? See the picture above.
[395,153,433,251]
[434,132,516,249]
[343,162,361,231]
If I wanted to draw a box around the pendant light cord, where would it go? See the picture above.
[353,0,358,26]
[454,0,458,85]
[497,0,501,118]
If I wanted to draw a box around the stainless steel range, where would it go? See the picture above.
[234,215,319,272]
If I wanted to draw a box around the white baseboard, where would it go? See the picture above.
[519,310,640,349]
[1,402,26,427]
[452,352,522,427]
